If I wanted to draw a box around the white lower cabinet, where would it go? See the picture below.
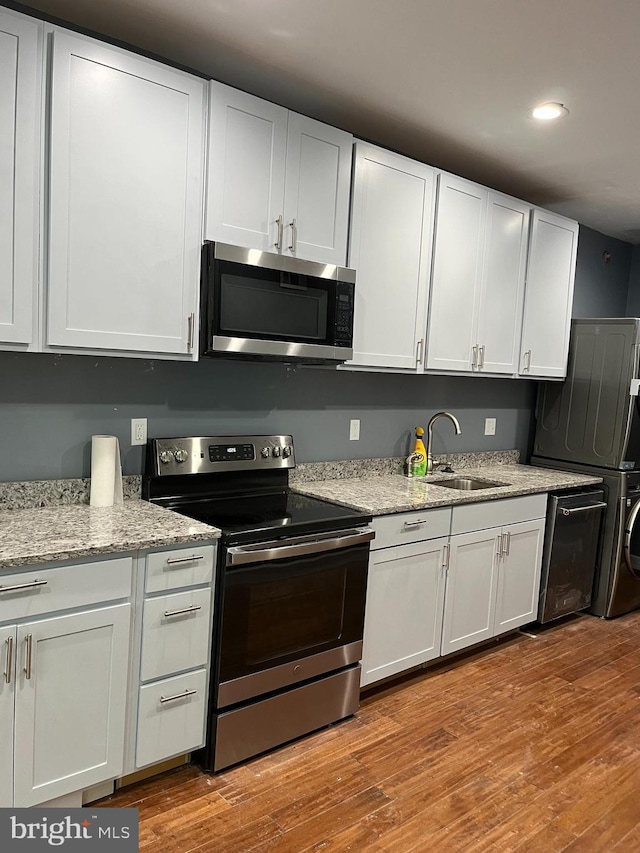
[129,543,216,772]
[361,537,448,687]
[0,556,133,808]
[362,495,546,687]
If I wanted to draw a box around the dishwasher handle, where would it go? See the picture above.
[559,502,608,517]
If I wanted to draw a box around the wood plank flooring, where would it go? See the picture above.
[99,612,640,851]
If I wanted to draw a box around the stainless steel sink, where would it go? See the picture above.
[429,477,506,491]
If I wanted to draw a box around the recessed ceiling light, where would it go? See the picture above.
[529,102,569,120]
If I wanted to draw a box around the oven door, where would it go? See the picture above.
[216,528,373,708]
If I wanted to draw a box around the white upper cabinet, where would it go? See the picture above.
[427,175,529,375]
[0,9,41,350]
[346,143,435,370]
[206,81,352,265]
[519,210,579,378]
[47,31,205,357]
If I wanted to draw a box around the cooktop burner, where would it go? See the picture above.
[142,434,371,545]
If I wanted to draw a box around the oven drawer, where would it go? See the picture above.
[371,507,451,550]
[145,545,215,593]
[135,669,208,769]
[0,557,132,623]
[140,588,212,682]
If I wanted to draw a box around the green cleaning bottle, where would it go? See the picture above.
[412,427,427,477]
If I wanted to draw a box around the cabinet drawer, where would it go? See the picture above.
[136,669,208,769]
[371,507,451,550]
[451,494,547,535]
[145,545,215,593]
[0,557,132,623]
[140,588,212,682]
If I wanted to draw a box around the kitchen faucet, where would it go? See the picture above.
[426,411,462,474]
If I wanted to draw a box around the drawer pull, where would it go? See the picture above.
[0,579,48,594]
[164,605,202,619]
[165,555,204,566]
[24,633,33,680]
[403,520,428,529]
[4,636,13,684]
[160,688,197,704]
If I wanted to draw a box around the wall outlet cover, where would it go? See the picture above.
[131,417,147,446]
[349,419,360,441]
[484,417,496,436]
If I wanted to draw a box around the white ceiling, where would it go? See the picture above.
[18,0,640,243]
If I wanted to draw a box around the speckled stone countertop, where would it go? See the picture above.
[0,500,221,570]
[292,464,603,516]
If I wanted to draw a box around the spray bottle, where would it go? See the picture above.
[411,427,427,477]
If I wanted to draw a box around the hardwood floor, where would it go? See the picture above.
[100,612,640,851]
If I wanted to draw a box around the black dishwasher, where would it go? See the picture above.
[538,489,606,623]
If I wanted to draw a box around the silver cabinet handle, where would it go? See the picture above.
[274,215,284,249]
[442,543,450,572]
[496,535,503,559]
[165,554,204,565]
[478,345,485,369]
[0,579,48,594]
[4,636,13,685]
[288,218,297,253]
[24,634,33,680]
[472,345,478,370]
[164,605,202,618]
[403,519,428,529]
[187,313,195,351]
[160,688,197,704]
[523,350,532,372]
[503,531,511,556]
[416,338,424,365]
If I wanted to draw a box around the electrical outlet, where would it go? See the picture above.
[131,418,147,446]
[484,417,496,436]
[349,419,360,441]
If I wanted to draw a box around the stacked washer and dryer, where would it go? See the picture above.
[533,318,640,618]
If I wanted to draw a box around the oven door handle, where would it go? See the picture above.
[226,528,375,566]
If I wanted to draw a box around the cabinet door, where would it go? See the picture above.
[14,604,131,807]
[347,143,435,370]
[361,537,447,687]
[476,193,529,374]
[441,528,500,656]
[494,519,545,634]
[205,82,287,251]
[0,10,40,349]
[426,174,486,372]
[283,113,352,265]
[47,31,205,356]
[519,210,578,378]
[0,628,16,807]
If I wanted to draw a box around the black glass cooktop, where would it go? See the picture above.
[168,490,371,546]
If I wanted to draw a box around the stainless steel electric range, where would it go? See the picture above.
[142,434,373,771]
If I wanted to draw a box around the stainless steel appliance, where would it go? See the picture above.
[533,317,640,617]
[200,242,356,364]
[142,434,373,771]
[538,489,606,623]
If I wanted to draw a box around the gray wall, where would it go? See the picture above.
[0,352,536,481]
[572,225,632,318]
[626,244,640,316]
[4,222,633,484]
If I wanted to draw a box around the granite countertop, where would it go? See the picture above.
[292,463,603,515]
[0,500,221,570]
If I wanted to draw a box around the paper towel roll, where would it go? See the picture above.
[90,435,124,507]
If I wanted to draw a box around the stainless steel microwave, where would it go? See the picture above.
[200,242,356,364]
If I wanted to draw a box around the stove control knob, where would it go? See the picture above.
[174,449,188,463]
[159,450,173,464]
[282,446,292,458]
[261,447,271,459]
[272,446,282,457]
